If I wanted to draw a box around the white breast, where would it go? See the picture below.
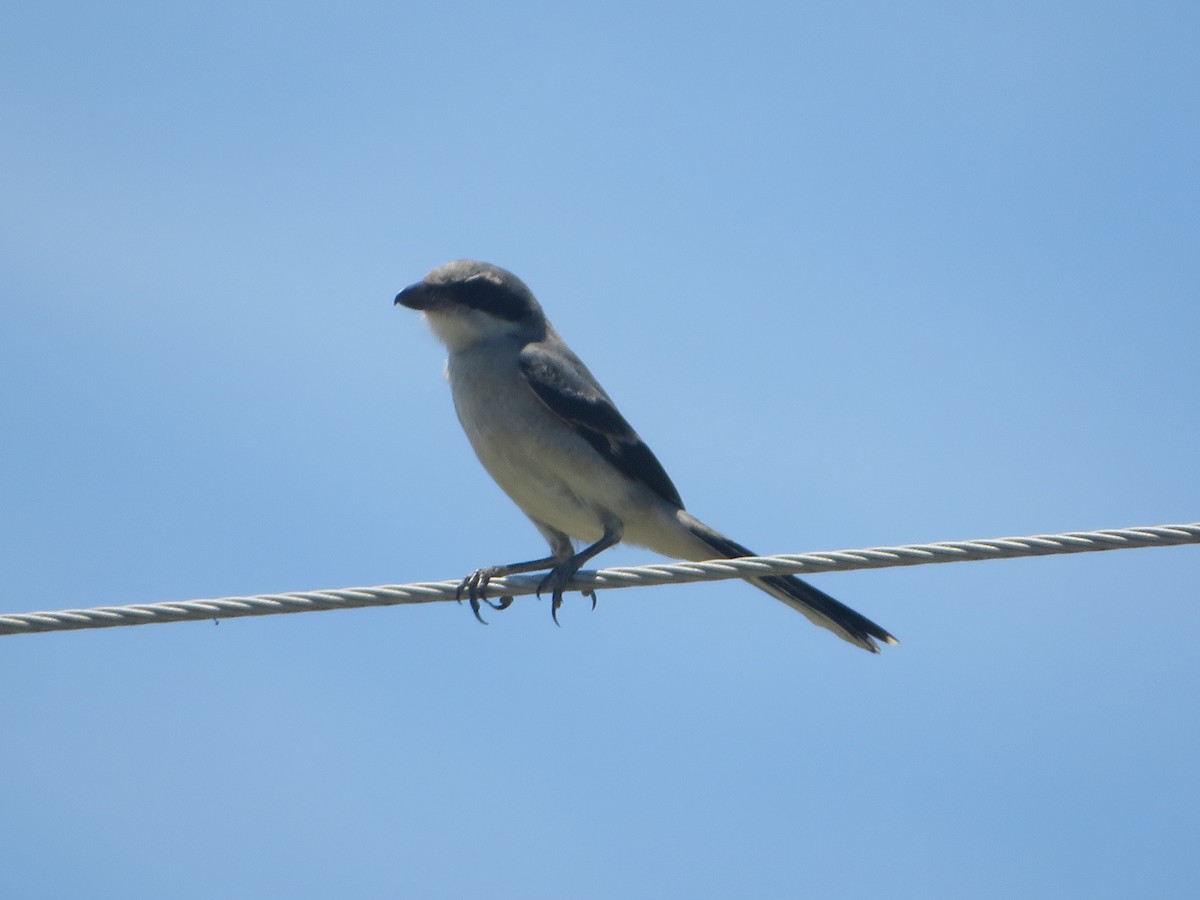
[445,344,640,544]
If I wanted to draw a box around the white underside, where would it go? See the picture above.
[444,336,710,560]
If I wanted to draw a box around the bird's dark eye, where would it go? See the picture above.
[453,276,532,322]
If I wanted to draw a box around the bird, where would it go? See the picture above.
[394,260,897,652]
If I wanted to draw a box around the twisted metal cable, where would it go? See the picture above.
[1,522,1196,637]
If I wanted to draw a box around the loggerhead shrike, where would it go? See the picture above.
[395,260,897,653]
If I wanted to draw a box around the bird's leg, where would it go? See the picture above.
[538,522,623,625]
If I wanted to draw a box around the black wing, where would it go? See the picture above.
[518,343,684,509]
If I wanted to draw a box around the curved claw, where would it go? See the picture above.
[457,566,522,624]
[455,573,479,604]
[468,595,488,625]
[536,569,570,626]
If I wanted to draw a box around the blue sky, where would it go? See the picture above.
[2,2,1198,897]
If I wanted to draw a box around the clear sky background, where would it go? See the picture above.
[2,2,1198,898]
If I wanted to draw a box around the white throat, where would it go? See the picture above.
[423,307,528,353]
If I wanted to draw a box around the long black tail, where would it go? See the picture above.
[680,513,897,653]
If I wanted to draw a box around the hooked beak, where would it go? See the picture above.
[394,282,435,310]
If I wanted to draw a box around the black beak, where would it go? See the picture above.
[394,282,433,310]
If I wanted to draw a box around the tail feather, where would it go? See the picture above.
[679,512,897,653]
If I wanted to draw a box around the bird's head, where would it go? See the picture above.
[394,260,546,351]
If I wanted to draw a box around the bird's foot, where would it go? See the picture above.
[536,564,598,624]
[455,567,515,625]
